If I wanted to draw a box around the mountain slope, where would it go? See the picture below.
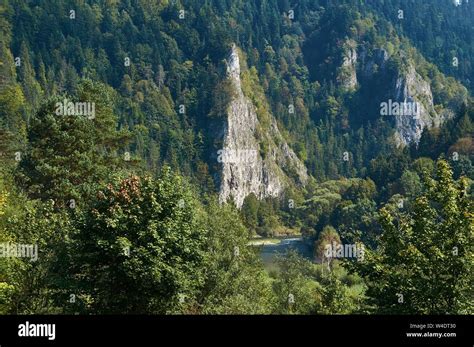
[0,0,471,186]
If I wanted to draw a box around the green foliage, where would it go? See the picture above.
[198,201,274,314]
[2,0,471,184]
[272,251,365,314]
[240,193,258,232]
[314,225,340,263]
[398,170,423,197]
[16,80,129,206]
[272,251,322,314]
[0,84,25,133]
[0,0,472,316]
[208,79,236,119]
[0,193,71,314]
[351,160,473,314]
[66,170,206,314]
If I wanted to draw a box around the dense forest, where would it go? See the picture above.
[0,0,472,314]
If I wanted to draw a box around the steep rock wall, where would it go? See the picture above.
[218,45,308,208]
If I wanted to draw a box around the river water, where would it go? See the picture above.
[254,237,313,270]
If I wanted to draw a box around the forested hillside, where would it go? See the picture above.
[0,0,472,315]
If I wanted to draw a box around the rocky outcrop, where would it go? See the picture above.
[337,40,358,91]
[391,65,443,146]
[218,44,308,208]
[359,47,450,146]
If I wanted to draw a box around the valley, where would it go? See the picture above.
[0,0,472,316]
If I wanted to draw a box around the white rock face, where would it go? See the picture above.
[357,46,451,147]
[218,44,308,208]
[392,65,442,146]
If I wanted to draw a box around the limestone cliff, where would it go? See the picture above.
[391,65,443,146]
[359,47,457,146]
[218,45,308,208]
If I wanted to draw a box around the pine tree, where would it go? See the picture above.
[16,80,129,207]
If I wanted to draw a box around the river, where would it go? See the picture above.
[250,236,314,270]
